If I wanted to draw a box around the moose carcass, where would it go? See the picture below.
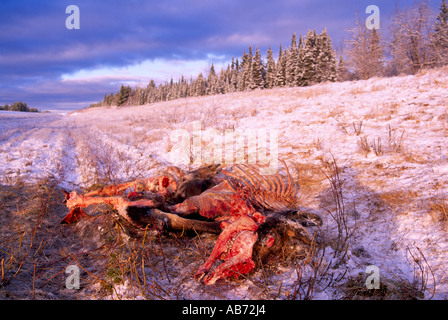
[61,160,322,285]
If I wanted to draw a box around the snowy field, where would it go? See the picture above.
[1,66,448,299]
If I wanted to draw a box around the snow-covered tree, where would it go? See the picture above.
[265,46,276,88]
[117,85,132,106]
[252,47,265,89]
[237,48,254,91]
[316,28,338,82]
[336,54,352,82]
[207,64,220,95]
[275,44,286,87]
[286,33,299,86]
[390,0,433,74]
[346,19,384,79]
[195,73,206,96]
[432,0,448,66]
[229,57,239,92]
[301,30,318,86]
[296,35,305,86]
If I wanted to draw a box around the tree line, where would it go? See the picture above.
[0,101,39,113]
[90,0,448,108]
[89,28,338,108]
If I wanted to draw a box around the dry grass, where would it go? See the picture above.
[357,136,371,156]
[356,125,406,157]
[348,86,366,96]
[364,102,399,121]
[352,120,364,136]
[0,179,81,299]
[429,193,448,225]
[341,273,424,300]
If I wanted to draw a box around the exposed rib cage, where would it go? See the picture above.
[222,159,298,212]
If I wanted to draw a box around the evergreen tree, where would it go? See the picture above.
[207,64,220,95]
[296,35,305,85]
[1,102,39,112]
[301,30,318,86]
[336,54,351,81]
[265,46,276,88]
[237,48,254,91]
[117,85,132,106]
[432,0,448,66]
[316,28,338,82]
[229,57,239,92]
[195,73,206,96]
[219,66,230,94]
[135,87,147,105]
[275,44,286,86]
[245,46,255,90]
[252,47,265,89]
[286,33,299,86]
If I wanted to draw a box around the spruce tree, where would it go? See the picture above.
[219,66,230,94]
[237,47,255,91]
[195,73,206,96]
[316,28,338,82]
[301,30,318,86]
[245,46,255,90]
[286,33,299,86]
[275,44,286,86]
[296,35,305,86]
[252,47,265,89]
[432,0,448,66]
[117,85,132,106]
[230,57,239,92]
[336,54,350,81]
[265,46,276,88]
[207,64,220,95]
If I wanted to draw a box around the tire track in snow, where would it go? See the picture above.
[0,114,69,184]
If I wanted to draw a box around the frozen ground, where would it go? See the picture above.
[1,66,448,299]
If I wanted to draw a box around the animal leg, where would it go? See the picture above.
[198,230,258,285]
[195,216,258,284]
[84,181,138,197]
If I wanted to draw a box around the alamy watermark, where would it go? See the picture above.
[65,264,80,290]
[169,121,279,175]
[365,265,380,289]
[366,5,380,30]
[66,5,80,30]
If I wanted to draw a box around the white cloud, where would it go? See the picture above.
[61,57,230,86]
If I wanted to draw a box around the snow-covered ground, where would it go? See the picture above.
[1,66,448,299]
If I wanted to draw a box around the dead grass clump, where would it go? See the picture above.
[327,105,344,118]
[302,86,330,99]
[348,86,366,96]
[357,136,371,157]
[377,190,419,214]
[352,120,364,136]
[334,115,349,134]
[364,102,399,121]
[387,125,405,154]
[341,273,424,300]
[292,162,326,196]
[371,84,386,92]
[357,126,405,157]
[429,193,448,225]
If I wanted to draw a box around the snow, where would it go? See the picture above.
[1,66,448,299]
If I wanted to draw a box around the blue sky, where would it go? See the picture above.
[0,0,442,111]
